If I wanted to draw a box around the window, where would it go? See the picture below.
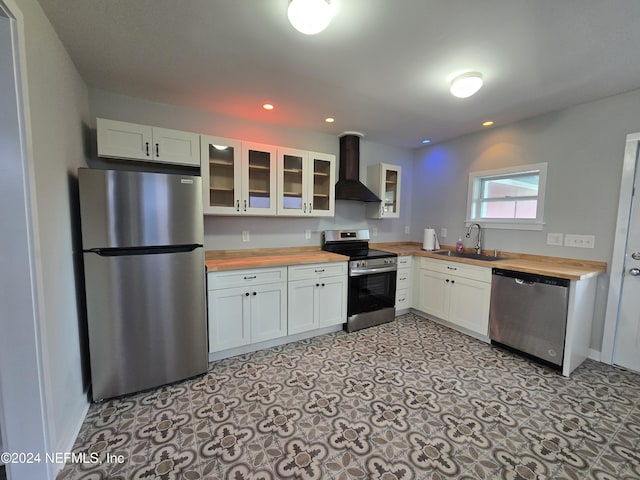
[466,163,547,230]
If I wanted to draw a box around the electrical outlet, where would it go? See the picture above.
[305,229,311,240]
[372,226,378,237]
[546,233,564,246]
[564,234,595,248]
[404,225,410,235]
[242,230,250,242]
[440,228,448,238]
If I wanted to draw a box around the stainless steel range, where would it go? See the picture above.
[322,230,397,332]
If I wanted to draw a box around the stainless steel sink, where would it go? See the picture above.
[432,250,502,262]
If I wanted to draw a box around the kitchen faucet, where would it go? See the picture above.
[466,223,482,254]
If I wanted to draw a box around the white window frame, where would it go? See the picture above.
[466,163,547,230]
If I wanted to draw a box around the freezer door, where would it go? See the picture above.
[84,247,208,400]
[79,168,203,249]
[489,273,569,366]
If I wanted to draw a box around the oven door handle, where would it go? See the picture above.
[350,265,398,276]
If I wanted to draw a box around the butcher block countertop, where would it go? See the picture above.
[205,243,605,280]
[372,242,606,281]
[205,247,348,272]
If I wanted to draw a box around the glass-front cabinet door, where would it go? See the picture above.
[277,149,335,216]
[367,162,402,219]
[278,148,307,216]
[201,136,242,215]
[242,142,277,215]
[309,152,335,216]
[201,136,277,215]
[383,166,399,216]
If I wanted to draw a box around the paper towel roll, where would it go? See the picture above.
[423,228,437,250]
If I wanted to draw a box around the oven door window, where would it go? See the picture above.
[349,270,397,315]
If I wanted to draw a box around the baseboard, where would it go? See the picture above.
[209,324,344,362]
[51,394,90,476]
[588,348,602,362]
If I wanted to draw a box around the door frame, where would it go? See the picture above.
[602,132,640,364]
[0,1,53,478]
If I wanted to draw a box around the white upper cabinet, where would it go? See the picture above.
[367,163,402,218]
[277,148,335,217]
[201,136,277,215]
[96,118,200,166]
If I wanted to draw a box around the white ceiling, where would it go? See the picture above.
[38,0,640,148]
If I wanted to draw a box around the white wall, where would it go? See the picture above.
[88,89,415,249]
[412,88,640,352]
[4,0,91,473]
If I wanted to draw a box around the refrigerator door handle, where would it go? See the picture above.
[87,244,202,257]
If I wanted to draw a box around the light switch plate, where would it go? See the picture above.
[404,226,410,235]
[546,233,563,246]
[372,226,378,237]
[242,230,250,242]
[305,229,311,239]
[440,228,448,238]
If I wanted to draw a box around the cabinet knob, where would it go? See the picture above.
[245,292,250,296]
[316,283,320,287]
[446,279,449,283]
[321,283,325,287]
[451,280,455,284]
[253,291,257,295]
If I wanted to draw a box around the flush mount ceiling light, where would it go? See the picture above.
[450,72,484,98]
[288,0,332,35]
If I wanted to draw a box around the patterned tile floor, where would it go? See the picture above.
[57,313,640,480]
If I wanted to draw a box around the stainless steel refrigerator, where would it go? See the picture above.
[78,168,208,401]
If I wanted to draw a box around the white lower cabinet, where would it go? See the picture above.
[288,262,347,334]
[207,267,287,352]
[395,255,413,311]
[417,258,491,338]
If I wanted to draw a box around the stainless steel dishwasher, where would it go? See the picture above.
[489,268,569,369]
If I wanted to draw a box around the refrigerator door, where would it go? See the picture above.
[79,168,203,249]
[84,247,208,400]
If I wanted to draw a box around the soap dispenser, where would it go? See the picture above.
[455,237,464,252]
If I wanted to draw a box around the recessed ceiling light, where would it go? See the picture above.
[482,121,494,127]
[421,139,431,144]
[325,117,335,123]
[263,103,274,110]
[450,72,483,98]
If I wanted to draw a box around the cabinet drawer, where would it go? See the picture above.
[397,270,412,289]
[419,257,491,283]
[288,262,347,281]
[397,255,413,268]
[208,267,287,290]
[395,288,412,309]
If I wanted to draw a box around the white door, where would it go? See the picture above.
[288,279,317,334]
[614,139,640,372]
[208,287,251,352]
[250,283,287,343]
[318,277,346,327]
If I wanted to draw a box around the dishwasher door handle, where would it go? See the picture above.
[515,278,535,286]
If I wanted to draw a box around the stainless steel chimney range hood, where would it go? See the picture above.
[335,132,381,202]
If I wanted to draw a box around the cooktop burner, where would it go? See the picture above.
[321,229,397,260]
[341,248,396,261]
